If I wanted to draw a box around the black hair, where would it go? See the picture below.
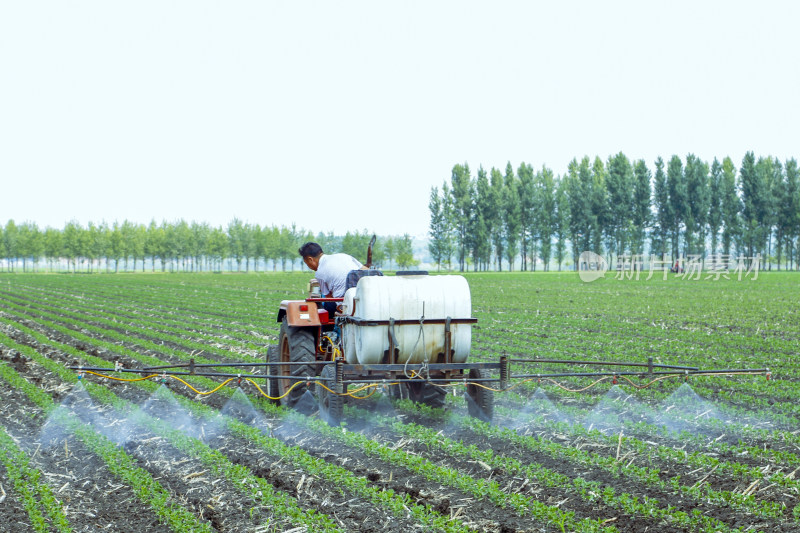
[298,242,323,258]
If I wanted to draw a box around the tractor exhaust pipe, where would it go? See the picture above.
[366,234,377,268]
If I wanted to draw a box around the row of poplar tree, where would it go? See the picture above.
[428,152,800,271]
[0,219,417,273]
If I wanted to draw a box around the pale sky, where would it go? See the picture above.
[2,1,798,237]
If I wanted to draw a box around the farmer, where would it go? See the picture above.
[298,243,366,315]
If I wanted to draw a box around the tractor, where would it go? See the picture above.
[268,238,495,425]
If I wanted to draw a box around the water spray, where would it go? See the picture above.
[69,353,769,401]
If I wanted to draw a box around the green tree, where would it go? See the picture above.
[707,158,723,255]
[277,225,294,270]
[605,152,634,260]
[178,220,196,272]
[86,222,106,273]
[342,230,372,264]
[631,159,651,255]
[62,220,83,272]
[767,159,784,269]
[685,154,710,257]
[162,221,180,271]
[651,157,671,259]
[517,162,535,270]
[395,234,418,269]
[739,151,764,259]
[44,227,63,271]
[783,159,800,269]
[119,220,138,271]
[450,163,472,272]
[536,166,556,271]
[554,174,569,271]
[145,220,167,272]
[503,163,520,270]
[188,222,208,272]
[227,218,247,271]
[370,236,386,267]
[428,186,451,271]
[207,226,229,272]
[565,158,587,267]
[108,222,124,272]
[489,167,505,270]
[314,232,342,255]
[470,166,491,271]
[590,157,608,257]
[383,234,396,270]
[3,220,18,272]
[17,222,44,272]
[720,157,740,256]
[666,155,686,259]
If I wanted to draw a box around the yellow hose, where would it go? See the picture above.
[79,368,765,400]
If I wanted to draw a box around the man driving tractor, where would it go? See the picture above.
[298,242,367,316]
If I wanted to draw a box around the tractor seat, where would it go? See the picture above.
[344,269,383,292]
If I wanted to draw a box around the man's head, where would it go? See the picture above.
[298,242,324,271]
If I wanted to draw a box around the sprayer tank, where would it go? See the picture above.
[340,275,472,365]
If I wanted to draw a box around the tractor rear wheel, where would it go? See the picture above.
[406,381,446,409]
[317,364,343,426]
[266,345,280,406]
[466,368,494,422]
[277,318,317,409]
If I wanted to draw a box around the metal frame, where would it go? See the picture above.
[68,354,768,392]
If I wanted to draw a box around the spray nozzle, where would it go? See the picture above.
[237,374,242,386]
[77,371,84,380]
[160,372,167,384]
[766,369,772,381]
[612,375,618,385]
[684,370,689,382]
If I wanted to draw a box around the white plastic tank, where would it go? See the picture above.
[340,274,472,365]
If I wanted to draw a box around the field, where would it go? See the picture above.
[0,271,798,533]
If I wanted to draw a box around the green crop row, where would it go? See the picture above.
[0,297,264,381]
[3,283,272,350]
[0,291,263,366]
[264,407,614,532]
[489,395,800,500]
[0,411,71,533]
[0,339,213,533]
[358,400,761,532]
[0,330,343,533]
[0,317,472,533]
[2,311,608,532]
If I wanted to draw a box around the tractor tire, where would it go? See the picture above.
[466,368,494,422]
[277,318,317,409]
[317,364,343,426]
[266,345,280,406]
[406,381,447,409]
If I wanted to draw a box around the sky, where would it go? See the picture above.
[1,1,798,238]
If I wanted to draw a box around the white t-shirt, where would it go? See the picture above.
[317,253,363,298]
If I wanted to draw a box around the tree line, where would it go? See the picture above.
[0,219,418,273]
[429,152,800,271]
